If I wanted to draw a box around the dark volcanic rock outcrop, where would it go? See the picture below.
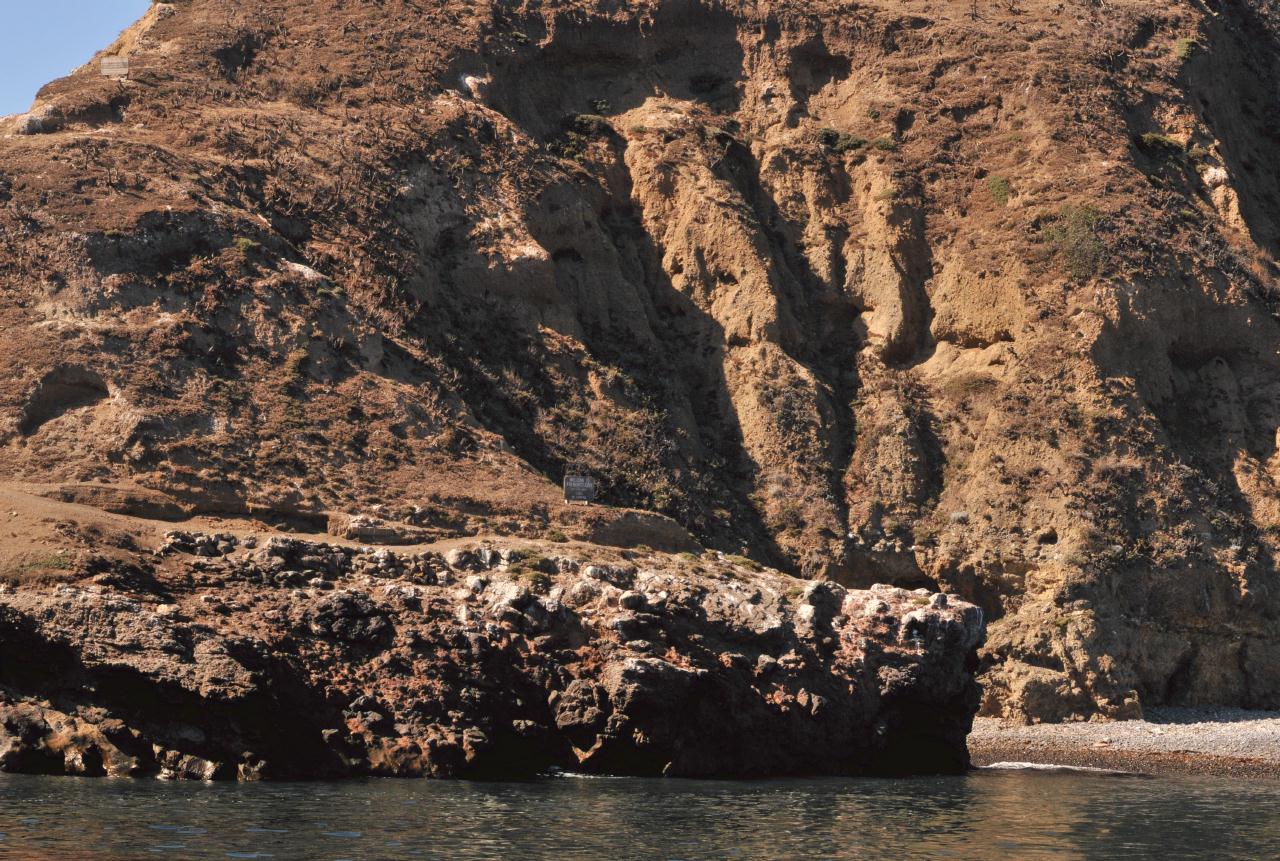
[0,537,983,779]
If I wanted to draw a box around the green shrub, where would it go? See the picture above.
[545,529,569,543]
[552,115,614,161]
[1045,204,1105,280]
[871,137,898,152]
[573,114,610,133]
[523,569,552,592]
[1138,133,1182,155]
[986,175,1012,206]
[726,553,763,572]
[817,127,867,154]
[233,236,259,257]
[1174,38,1196,61]
[911,522,938,546]
[6,552,73,579]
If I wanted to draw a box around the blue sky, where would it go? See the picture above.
[0,1,150,116]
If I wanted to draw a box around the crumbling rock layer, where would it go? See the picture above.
[0,536,983,779]
[3,0,1280,722]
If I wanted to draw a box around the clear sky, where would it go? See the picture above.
[0,1,150,116]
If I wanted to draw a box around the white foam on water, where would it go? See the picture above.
[981,761,1140,776]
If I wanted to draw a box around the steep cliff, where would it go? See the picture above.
[2,0,1280,722]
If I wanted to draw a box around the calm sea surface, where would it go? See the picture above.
[1,769,1277,860]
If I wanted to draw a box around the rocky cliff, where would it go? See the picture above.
[0,511,983,779]
[1,0,1280,726]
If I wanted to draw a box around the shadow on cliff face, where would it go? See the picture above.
[17,366,110,437]
[1179,0,1280,260]
[436,5,946,575]
[481,1,745,139]
[0,606,347,779]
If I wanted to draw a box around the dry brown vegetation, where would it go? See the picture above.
[3,0,1280,720]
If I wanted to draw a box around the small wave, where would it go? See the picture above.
[148,825,208,835]
[981,761,1140,776]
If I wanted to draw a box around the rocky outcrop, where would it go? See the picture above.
[0,536,983,779]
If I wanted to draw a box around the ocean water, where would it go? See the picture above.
[1,768,1277,860]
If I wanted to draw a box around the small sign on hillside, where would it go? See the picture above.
[564,474,597,505]
[101,57,130,80]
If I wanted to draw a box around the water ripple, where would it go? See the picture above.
[0,771,1276,860]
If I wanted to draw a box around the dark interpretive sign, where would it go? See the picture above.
[101,57,130,79]
[563,474,597,504]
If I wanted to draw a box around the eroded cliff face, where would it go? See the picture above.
[2,0,1280,722]
[0,521,983,779]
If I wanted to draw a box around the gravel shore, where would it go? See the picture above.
[969,708,1280,778]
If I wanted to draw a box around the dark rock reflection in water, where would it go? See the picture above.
[1,770,1277,860]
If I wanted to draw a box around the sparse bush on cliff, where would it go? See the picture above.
[912,522,938,546]
[986,175,1011,206]
[874,186,897,203]
[767,499,806,536]
[573,114,610,133]
[1,552,74,585]
[1045,204,1106,280]
[284,348,310,381]
[516,567,552,593]
[941,372,997,402]
[818,127,867,154]
[1138,133,1183,155]
[1091,454,1143,481]
[726,553,764,572]
[552,114,613,161]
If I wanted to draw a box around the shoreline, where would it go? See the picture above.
[969,709,1280,779]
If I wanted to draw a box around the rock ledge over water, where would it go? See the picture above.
[0,537,983,779]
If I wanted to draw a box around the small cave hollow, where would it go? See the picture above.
[19,366,110,436]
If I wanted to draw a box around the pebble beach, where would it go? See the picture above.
[969,708,1280,777]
